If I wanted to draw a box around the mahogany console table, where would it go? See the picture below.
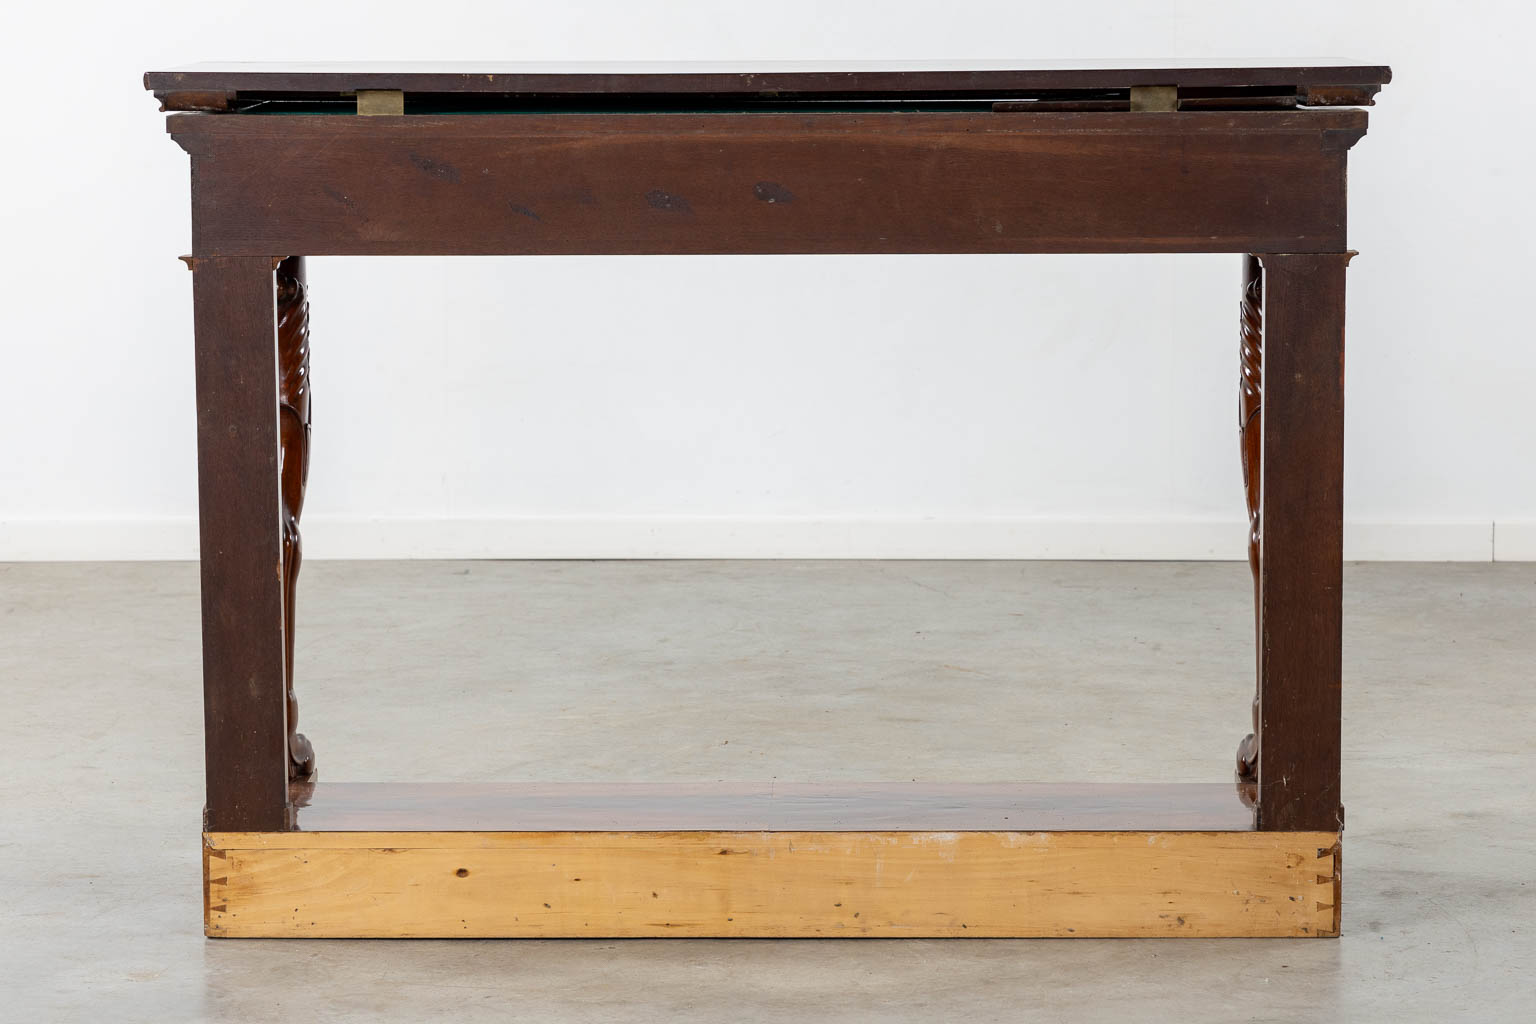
[146,60,1390,938]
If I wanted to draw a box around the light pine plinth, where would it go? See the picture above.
[205,828,1340,938]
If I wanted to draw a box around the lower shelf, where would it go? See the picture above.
[205,783,1338,938]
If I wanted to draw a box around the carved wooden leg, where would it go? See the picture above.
[1250,252,1348,832]
[193,257,291,832]
[1236,253,1263,789]
[277,256,316,780]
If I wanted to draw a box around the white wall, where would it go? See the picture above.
[3,1,1532,560]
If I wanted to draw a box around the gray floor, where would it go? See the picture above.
[2,560,1533,1022]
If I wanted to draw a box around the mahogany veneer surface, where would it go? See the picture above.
[146,59,1391,105]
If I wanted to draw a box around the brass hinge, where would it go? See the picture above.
[356,90,405,116]
[1129,86,1179,112]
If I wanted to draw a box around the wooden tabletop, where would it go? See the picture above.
[146,60,1391,111]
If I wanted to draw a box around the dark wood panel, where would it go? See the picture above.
[289,781,1257,832]
[171,111,1363,256]
[192,257,291,833]
[145,60,1391,108]
[1255,253,1348,832]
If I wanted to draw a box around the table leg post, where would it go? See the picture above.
[1251,252,1350,833]
[192,256,292,832]
[1236,253,1264,795]
[276,256,316,781]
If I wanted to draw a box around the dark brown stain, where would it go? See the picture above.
[173,112,1363,257]
[288,781,1257,831]
[148,65,1390,114]
[276,257,315,783]
[408,152,461,183]
[164,75,1370,839]
[1249,253,1350,833]
[645,188,692,214]
[1236,252,1263,793]
[190,257,294,832]
[321,185,357,210]
[753,181,795,204]
[455,868,469,877]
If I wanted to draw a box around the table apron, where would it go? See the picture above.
[171,112,1363,256]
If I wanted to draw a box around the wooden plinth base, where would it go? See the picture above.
[204,783,1340,938]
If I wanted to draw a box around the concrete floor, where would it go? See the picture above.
[2,560,1532,1021]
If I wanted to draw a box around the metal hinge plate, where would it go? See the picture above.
[356,90,405,115]
[1129,86,1179,112]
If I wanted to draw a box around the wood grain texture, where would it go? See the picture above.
[169,111,1364,257]
[1237,253,1264,791]
[1254,253,1349,832]
[144,61,1391,112]
[204,829,1340,938]
[275,256,315,781]
[156,66,1376,874]
[287,781,1258,832]
[192,257,290,833]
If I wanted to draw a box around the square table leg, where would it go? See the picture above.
[1250,251,1350,833]
[191,256,291,832]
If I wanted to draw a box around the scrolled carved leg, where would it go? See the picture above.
[1236,253,1263,790]
[277,255,316,780]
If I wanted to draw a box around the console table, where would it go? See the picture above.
[145,60,1390,938]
